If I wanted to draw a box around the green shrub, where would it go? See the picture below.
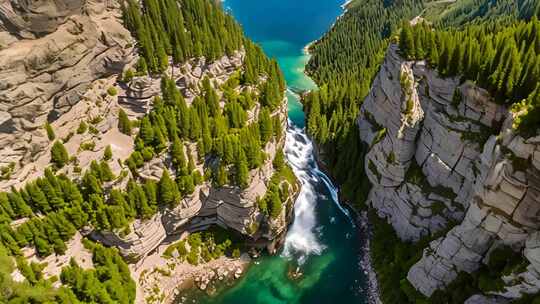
[44,122,55,141]
[107,87,118,96]
[77,121,88,134]
[79,141,96,151]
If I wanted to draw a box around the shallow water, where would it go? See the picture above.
[177,1,369,303]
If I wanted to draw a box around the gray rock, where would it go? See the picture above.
[94,213,167,262]
[464,295,509,304]
[360,43,540,300]
[0,0,135,173]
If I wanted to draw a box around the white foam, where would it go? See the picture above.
[282,122,326,263]
[315,168,355,227]
[281,119,356,263]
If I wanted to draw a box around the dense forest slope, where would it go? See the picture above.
[305,0,540,303]
[0,0,297,303]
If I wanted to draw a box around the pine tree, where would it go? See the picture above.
[307,94,321,138]
[44,122,55,141]
[428,35,439,66]
[273,149,285,170]
[159,170,180,206]
[448,41,463,76]
[144,179,158,208]
[51,141,69,168]
[171,138,187,173]
[27,182,51,213]
[215,164,229,187]
[259,107,274,144]
[118,109,132,135]
[269,191,282,219]
[189,108,202,140]
[235,150,249,188]
[399,22,415,59]
[99,161,115,182]
[104,145,113,161]
[203,77,220,117]
[139,116,155,146]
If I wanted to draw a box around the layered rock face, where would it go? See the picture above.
[359,44,504,242]
[359,44,540,300]
[104,101,296,260]
[0,0,86,37]
[0,1,299,264]
[0,0,135,178]
[408,121,540,298]
[89,54,297,261]
[93,213,167,262]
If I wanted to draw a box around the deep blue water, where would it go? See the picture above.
[223,0,343,127]
[178,1,368,303]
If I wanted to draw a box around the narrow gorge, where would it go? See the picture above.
[2,0,540,304]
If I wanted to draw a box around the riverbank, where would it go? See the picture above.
[130,238,250,304]
[358,211,383,304]
[184,0,369,302]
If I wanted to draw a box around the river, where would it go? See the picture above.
[179,0,369,303]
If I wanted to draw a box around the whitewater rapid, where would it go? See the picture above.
[281,119,354,264]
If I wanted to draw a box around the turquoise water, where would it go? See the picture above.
[222,0,343,127]
[178,1,369,303]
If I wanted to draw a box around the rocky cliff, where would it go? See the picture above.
[0,0,135,186]
[0,0,299,264]
[89,52,297,261]
[359,44,540,301]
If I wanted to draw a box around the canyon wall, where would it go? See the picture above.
[359,44,540,301]
[0,0,135,185]
[0,0,298,264]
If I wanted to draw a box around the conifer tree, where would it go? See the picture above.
[51,141,69,168]
[269,191,282,219]
[44,122,55,141]
[118,109,132,135]
[399,22,415,59]
[104,145,113,161]
[139,117,155,146]
[171,138,187,173]
[159,170,180,206]
[307,94,321,138]
[7,191,32,218]
[259,108,274,144]
[235,150,249,188]
[215,164,229,187]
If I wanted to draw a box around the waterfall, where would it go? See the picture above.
[281,118,354,264]
[315,168,355,227]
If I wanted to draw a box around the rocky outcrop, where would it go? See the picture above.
[360,43,540,300]
[95,66,295,261]
[407,118,540,297]
[0,0,86,38]
[119,51,244,114]
[358,44,505,242]
[0,0,298,270]
[464,295,509,304]
[0,0,135,176]
[94,213,167,262]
